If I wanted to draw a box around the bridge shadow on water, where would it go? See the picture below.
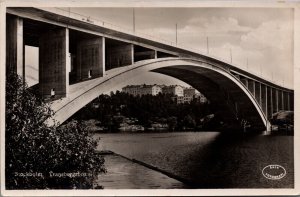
[179,132,294,188]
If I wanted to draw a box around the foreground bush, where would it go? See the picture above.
[5,73,106,189]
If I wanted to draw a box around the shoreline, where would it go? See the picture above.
[96,150,195,188]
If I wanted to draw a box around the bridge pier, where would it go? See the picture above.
[105,38,133,70]
[39,27,69,99]
[76,37,105,80]
[6,15,24,79]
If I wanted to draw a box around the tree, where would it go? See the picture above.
[5,73,106,189]
[183,115,196,130]
[167,116,177,131]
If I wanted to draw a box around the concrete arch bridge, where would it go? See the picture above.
[5,7,294,133]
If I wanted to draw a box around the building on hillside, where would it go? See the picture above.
[171,95,193,104]
[171,87,208,104]
[162,85,184,96]
[172,94,208,104]
[122,84,208,102]
[122,85,141,96]
[139,84,162,96]
[122,84,162,96]
[184,87,208,103]
[184,87,199,97]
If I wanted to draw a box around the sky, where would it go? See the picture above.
[26,7,294,89]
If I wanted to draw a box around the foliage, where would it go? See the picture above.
[72,91,215,131]
[5,73,106,189]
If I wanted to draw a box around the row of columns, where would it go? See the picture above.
[238,76,294,119]
[7,15,171,100]
[6,15,71,99]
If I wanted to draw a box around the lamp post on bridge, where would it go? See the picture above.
[206,36,209,55]
[133,8,135,33]
[176,23,178,46]
[230,48,232,63]
[260,65,262,77]
[272,72,274,82]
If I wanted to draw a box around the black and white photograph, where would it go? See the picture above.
[0,0,299,196]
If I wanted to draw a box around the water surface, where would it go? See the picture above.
[95,132,294,188]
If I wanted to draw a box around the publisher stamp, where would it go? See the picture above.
[262,165,286,180]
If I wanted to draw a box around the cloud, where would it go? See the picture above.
[185,16,252,36]
[241,20,293,51]
[138,16,253,45]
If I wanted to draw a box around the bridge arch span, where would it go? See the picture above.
[48,57,268,132]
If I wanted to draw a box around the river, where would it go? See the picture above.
[94,131,294,189]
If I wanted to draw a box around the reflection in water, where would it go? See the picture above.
[95,132,294,188]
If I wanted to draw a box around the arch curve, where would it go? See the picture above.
[48,57,268,131]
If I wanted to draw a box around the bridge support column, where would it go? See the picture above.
[290,93,294,111]
[76,36,104,81]
[282,91,286,110]
[266,86,273,119]
[272,88,277,113]
[276,89,280,111]
[254,82,261,106]
[131,44,134,64]
[268,87,273,118]
[154,50,158,59]
[39,27,69,100]
[102,37,106,76]
[277,90,283,110]
[6,15,24,79]
[287,93,290,111]
[261,84,267,117]
[248,80,255,97]
[281,91,284,110]
[105,40,133,70]
[240,77,248,89]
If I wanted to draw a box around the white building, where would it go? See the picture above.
[122,84,162,96]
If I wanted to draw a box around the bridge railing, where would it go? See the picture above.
[37,7,290,89]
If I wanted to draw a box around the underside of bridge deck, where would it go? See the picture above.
[152,65,266,131]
